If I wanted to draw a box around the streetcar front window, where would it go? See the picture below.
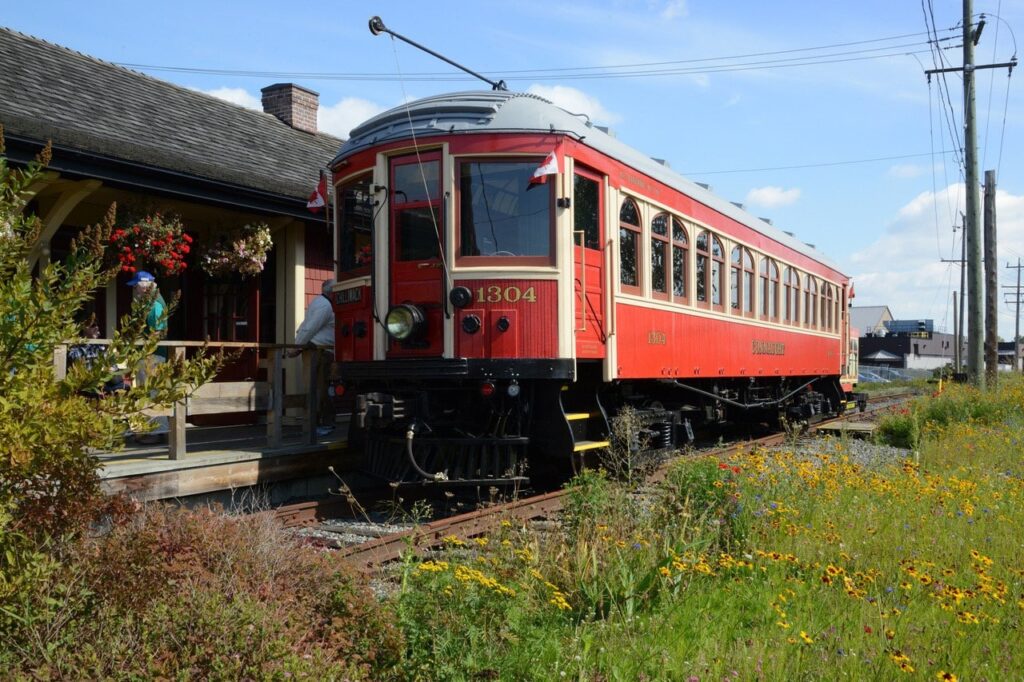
[337,173,373,276]
[458,160,552,263]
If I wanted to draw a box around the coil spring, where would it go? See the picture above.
[653,421,672,449]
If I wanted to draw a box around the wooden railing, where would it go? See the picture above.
[53,340,334,460]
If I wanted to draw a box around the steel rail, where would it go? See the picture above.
[333,389,916,572]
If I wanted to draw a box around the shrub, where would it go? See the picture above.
[874,409,920,449]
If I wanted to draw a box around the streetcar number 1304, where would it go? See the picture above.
[475,285,537,303]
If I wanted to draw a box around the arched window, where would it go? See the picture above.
[651,213,669,299]
[784,267,801,325]
[671,217,688,303]
[619,198,641,292]
[804,275,818,328]
[696,231,724,308]
[824,284,834,331]
[730,247,742,311]
[760,257,779,321]
[730,247,756,315]
[743,249,755,315]
[710,234,724,308]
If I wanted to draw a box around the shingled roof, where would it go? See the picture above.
[0,27,341,201]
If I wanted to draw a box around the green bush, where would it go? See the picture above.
[874,409,920,449]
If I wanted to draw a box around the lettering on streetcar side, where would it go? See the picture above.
[648,330,667,345]
[752,340,786,355]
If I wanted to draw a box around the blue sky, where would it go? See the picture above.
[5,1,1023,336]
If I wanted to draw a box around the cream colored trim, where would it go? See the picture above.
[336,277,371,291]
[441,142,455,359]
[28,178,102,268]
[603,175,617,382]
[373,152,389,361]
[452,270,560,280]
[557,156,574,361]
[615,293,842,338]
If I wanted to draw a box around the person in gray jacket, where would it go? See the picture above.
[289,279,336,435]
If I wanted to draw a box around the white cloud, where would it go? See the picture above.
[318,98,388,139]
[657,0,689,20]
[849,184,1024,337]
[527,84,621,125]
[744,186,801,208]
[887,164,926,179]
[197,87,261,110]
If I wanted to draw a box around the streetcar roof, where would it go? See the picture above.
[333,90,844,275]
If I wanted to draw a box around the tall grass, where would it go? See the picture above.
[391,376,1024,680]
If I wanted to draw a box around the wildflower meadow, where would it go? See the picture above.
[392,377,1024,681]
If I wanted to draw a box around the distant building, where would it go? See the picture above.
[997,341,1023,369]
[860,331,958,370]
[850,305,893,337]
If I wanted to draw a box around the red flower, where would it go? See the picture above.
[183,234,193,243]
[863,625,872,634]
[181,245,190,254]
[732,466,741,474]
[718,462,730,470]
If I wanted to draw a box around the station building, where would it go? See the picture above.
[0,27,339,379]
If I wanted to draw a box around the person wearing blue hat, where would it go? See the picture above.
[128,271,169,444]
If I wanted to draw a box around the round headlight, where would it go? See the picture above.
[385,304,425,340]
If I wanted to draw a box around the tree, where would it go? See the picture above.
[0,127,220,539]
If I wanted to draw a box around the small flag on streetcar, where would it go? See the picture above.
[307,171,327,212]
[527,151,559,188]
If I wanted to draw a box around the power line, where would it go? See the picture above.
[682,150,955,176]
[116,30,956,83]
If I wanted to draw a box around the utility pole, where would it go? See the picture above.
[953,292,960,370]
[940,215,967,372]
[1006,259,1024,372]
[924,7,1016,387]
[983,170,998,385]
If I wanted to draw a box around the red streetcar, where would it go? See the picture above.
[328,89,860,484]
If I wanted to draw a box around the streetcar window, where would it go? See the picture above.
[696,231,708,303]
[574,174,600,250]
[337,172,373,275]
[710,234,724,307]
[397,206,440,261]
[730,247,741,310]
[671,218,687,301]
[393,161,440,203]
[392,157,442,262]
[458,161,553,262]
[619,199,641,290]
[651,213,669,297]
[743,249,755,314]
[760,257,779,321]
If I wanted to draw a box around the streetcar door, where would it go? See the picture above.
[388,152,445,358]
[573,168,606,358]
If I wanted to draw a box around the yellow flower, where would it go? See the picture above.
[799,630,813,644]
[776,621,791,630]
[442,534,466,547]
[659,566,671,577]
[936,672,958,682]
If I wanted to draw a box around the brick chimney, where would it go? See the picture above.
[261,83,319,134]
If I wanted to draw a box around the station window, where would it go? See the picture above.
[671,217,688,303]
[619,198,641,292]
[651,213,670,299]
[337,172,374,277]
[760,258,778,321]
[457,160,553,265]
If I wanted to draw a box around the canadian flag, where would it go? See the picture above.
[307,171,327,213]
[527,151,559,188]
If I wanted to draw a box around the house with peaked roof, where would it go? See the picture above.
[0,27,341,364]
[850,305,893,337]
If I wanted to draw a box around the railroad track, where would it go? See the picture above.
[314,388,917,572]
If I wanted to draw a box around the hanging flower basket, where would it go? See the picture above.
[201,222,273,279]
[109,212,191,277]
